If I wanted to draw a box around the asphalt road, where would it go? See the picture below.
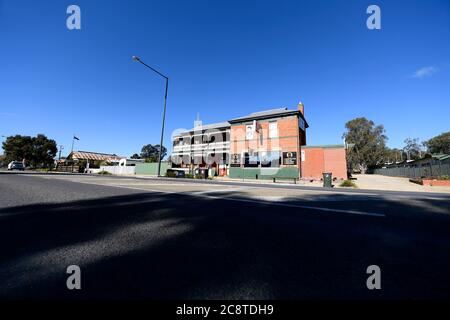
[1,173,450,299]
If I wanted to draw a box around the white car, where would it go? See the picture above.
[7,161,25,171]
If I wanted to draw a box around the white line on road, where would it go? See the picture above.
[70,180,386,218]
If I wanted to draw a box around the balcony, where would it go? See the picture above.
[173,141,230,154]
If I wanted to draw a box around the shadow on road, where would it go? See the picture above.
[0,191,450,299]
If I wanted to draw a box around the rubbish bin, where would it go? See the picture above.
[176,170,185,178]
[323,172,332,188]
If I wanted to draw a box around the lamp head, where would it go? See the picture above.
[132,56,140,62]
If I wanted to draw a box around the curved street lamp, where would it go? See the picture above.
[132,56,169,177]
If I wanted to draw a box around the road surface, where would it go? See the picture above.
[1,173,449,299]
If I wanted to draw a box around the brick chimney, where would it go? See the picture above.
[297,102,304,115]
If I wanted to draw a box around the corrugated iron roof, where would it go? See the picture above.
[174,121,230,137]
[68,151,123,161]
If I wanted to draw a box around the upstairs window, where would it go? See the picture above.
[269,121,278,138]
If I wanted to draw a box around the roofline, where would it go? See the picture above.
[302,144,345,149]
[174,123,231,136]
[229,110,309,128]
[72,150,119,156]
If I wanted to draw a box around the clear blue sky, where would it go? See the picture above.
[1,0,449,157]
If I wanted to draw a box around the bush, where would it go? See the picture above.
[195,174,204,179]
[339,180,358,188]
[438,175,450,180]
[165,171,177,178]
[185,173,194,179]
[98,170,111,175]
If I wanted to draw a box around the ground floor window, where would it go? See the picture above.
[260,151,281,167]
[244,152,259,167]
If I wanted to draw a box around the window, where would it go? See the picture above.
[269,121,278,138]
[246,125,254,140]
[244,151,259,167]
[260,151,281,168]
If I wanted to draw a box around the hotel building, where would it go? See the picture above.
[171,103,347,180]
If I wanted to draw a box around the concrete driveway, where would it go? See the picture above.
[351,174,450,193]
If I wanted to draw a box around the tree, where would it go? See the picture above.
[424,132,450,154]
[2,135,33,164]
[2,134,57,168]
[385,148,403,164]
[140,144,167,163]
[130,153,141,159]
[403,138,423,161]
[343,117,387,173]
[31,134,57,167]
[0,154,6,167]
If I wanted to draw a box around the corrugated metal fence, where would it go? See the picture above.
[373,162,450,178]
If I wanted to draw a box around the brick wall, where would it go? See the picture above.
[230,115,303,177]
[301,147,347,180]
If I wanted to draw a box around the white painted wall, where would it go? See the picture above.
[99,166,136,175]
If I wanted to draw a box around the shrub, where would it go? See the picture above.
[339,180,358,188]
[438,175,450,180]
[195,174,204,179]
[98,170,111,175]
[165,171,177,178]
[185,173,194,179]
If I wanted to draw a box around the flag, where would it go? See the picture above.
[73,136,80,140]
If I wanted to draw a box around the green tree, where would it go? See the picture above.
[31,134,57,168]
[385,148,403,164]
[424,132,450,154]
[403,137,423,160]
[130,153,141,159]
[2,134,57,168]
[140,144,167,162]
[2,135,33,164]
[0,154,6,167]
[343,117,387,173]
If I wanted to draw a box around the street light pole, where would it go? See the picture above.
[132,55,169,177]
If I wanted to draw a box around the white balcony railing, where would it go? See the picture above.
[173,141,230,153]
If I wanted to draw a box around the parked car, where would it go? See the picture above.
[7,161,25,171]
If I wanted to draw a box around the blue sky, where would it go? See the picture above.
[1,0,449,157]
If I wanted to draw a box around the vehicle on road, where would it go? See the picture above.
[7,161,25,171]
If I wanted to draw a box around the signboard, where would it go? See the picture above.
[246,125,254,139]
[230,154,241,167]
[299,118,305,131]
[283,152,297,165]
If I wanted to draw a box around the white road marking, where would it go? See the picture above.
[68,179,386,218]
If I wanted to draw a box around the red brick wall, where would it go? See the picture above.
[324,148,347,180]
[301,148,324,180]
[230,115,303,172]
[301,147,347,180]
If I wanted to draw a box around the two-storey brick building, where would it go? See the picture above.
[171,102,347,180]
[227,104,307,180]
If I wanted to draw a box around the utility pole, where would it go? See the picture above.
[58,145,64,161]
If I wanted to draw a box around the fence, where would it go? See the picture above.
[99,165,136,175]
[135,162,169,176]
[373,162,450,178]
